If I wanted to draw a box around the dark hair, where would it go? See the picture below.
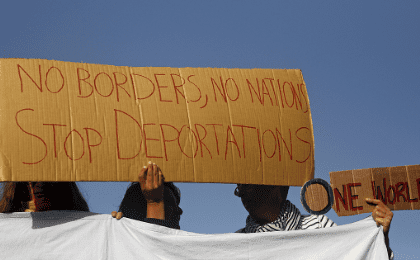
[280,185,290,199]
[118,182,182,226]
[165,182,181,206]
[0,182,89,213]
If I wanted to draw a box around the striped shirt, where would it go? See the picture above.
[300,214,337,230]
[236,214,336,233]
[236,200,336,233]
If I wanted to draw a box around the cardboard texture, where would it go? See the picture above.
[329,165,420,216]
[0,58,314,184]
[304,183,329,212]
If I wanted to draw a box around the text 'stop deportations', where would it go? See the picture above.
[0,58,313,185]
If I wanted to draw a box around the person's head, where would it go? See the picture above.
[0,182,89,213]
[234,184,289,223]
[118,182,183,228]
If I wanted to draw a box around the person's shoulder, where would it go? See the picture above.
[300,214,337,230]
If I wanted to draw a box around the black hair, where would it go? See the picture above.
[0,182,89,213]
[118,182,182,227]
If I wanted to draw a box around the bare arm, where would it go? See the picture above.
[140,162,165,220]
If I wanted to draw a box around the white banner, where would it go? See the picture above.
[0,212,388,259]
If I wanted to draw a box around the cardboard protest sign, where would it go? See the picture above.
[0,58,314,184]
[329,165,420,216]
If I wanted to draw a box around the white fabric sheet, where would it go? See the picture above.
[0,212,388,259]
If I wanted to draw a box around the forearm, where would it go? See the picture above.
[146,201,165,220]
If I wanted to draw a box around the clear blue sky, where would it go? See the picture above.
[1,1,419,259]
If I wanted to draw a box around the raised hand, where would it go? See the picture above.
[139,162,164,203]
[366,197,393,258]
[365,198,393,234]
[112,162,166,221]
[139,161,165,220]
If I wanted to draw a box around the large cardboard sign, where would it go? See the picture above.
[329,165,420,216]
[0,59,314,184]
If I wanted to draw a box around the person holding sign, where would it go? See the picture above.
[234,184,394,259]
[0,182,89,212]
[112,162,183,229]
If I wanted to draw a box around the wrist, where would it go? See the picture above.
[145,198,163,204]
[146,200,164,206]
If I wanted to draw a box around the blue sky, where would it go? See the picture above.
[1,1,419,258]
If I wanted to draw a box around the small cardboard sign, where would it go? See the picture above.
[0,58,314,185]
[329,165,420,216]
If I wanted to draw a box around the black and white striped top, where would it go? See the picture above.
[236,200,336,233]
[236,214,336,233]
[299,214,337,230]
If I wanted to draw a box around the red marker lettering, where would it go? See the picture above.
[262,129,277,158]
[113,72,131,102]
[297,83,309,113]
[246,78,263,104]
[206,124,223,155]
[114,109,143,160]
[159,124,181,161]
[77,68,94,98]
[333,185,349,212]
[94,72,114,98]
[84,128,103,163]
[16,109,47,164]
[186,75,202,103]
[143,123,163,159]
[405,181,419,203]
[347,183,363,211]
[64,129,85,161]
[276,79,285,108]
[295,127,312,163]
[17,64,43,92]
[195,124,212,158]
[232,124,256,159]
[155,74,172,102]
[261,79,273,106]
[170,74,186,104]
[43,123,66,158]
[282,82,295,108]
[395,182,407,203]
[130,74,155,100]
[225,125,241,160]
[211,77,227,102]
[178,125,198,158]
[387,184,396,205]
[265,78,278,106]
[275,128,292,162]
[371,178,387,205]
[225,78,240,101]
[45,67,65,93]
